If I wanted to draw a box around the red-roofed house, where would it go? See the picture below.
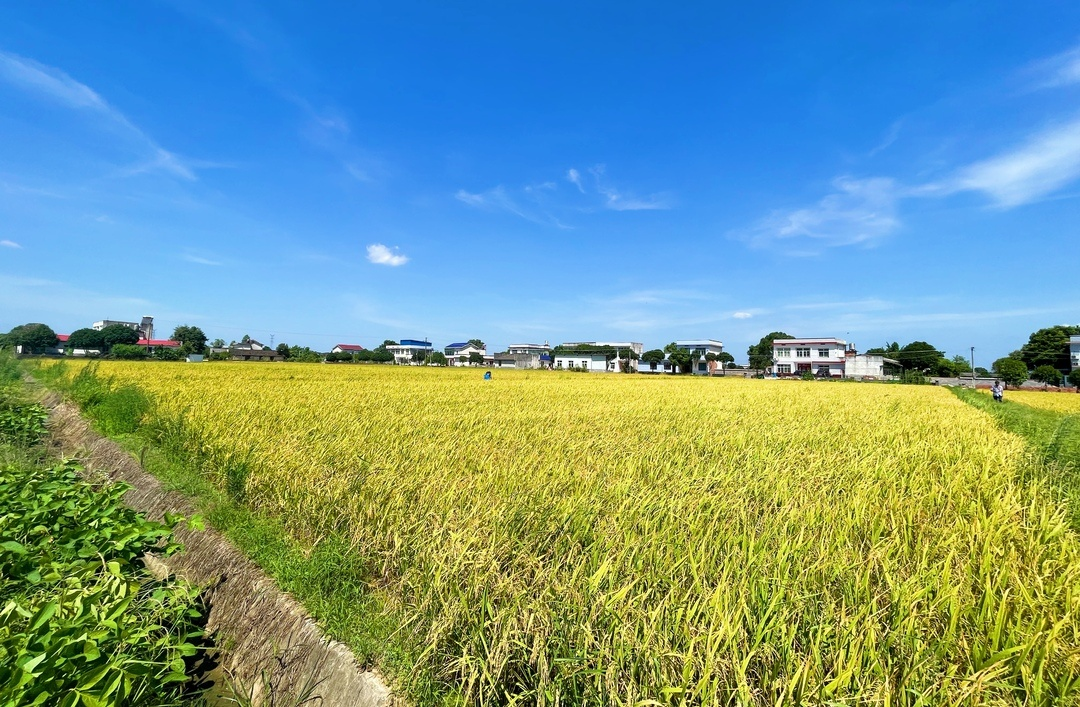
[139,339,182,353]
[331,344,365,354]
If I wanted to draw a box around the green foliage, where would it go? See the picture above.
[154,347,184,361]
[1070,369,1080,389]
[428,352,448,366]
[0,402,48,447]
[996,358,1029,387]
[67,328,106,351]
[0,460,203,706]
[663,342,691,373]
[747,332,792,373]
[1019,325,1080,371]
[467,339,485,349]
[275,343,291,359]
[865,342,900,355]
[897,341,940,370]
[800,371,816,381]
[111,344,148,360]
[6,323,59,353]
[468,351,484,365]
[288,346,323,363]
[171,325,207,356]
[641,349,665,368]
[99,325,140,350]
[1032,364,1062,386]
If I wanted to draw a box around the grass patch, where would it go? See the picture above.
[953,387,1080,529]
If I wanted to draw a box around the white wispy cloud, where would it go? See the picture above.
[598,186,671,211]
[868,119,904,157]
[732,311,752,319]
[567,168,585,193]
[455,187,571,229]
[366,243,408,267]
[182,254,222,266]
[947,117,1080,207]
[1029,44,1080,89]
[741,177,900,252]
[1,240,21,249]
[0,51,195,180]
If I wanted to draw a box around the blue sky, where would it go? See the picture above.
[1,2,1078,363]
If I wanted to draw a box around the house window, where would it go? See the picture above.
[777,364,791,374]
[776,348,791,358]
[818,348,830,357]
[796,348,810,358]
[797,363,811,372]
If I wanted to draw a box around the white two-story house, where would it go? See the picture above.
[1071,335,1080,371]
[772,338,848,377]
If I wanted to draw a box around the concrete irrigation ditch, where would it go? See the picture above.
[41,393,394,707]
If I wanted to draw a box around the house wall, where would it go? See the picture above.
[845,354,885,379]
[1071,336,1080,370]
[554,355,608,371]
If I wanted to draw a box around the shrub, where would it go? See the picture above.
[1032,365,1062,386]
[111,344,148,360]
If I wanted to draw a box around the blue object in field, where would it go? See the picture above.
[483,371,492,380]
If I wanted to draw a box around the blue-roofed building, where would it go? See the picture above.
[444,341,487,365]
[386,339,433,365]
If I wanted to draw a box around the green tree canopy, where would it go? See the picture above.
[7,323,59,353]
[865,342,901,355]
[429,351,448,366]
[171,325,208,356]
[995,358,1028,387]
[1018,325,1080,371]
[1032,365,1062,386]
[468,351,484,365]
[467,339,486,349]
[67,328,105,350]
[1069,368,1080,389]
[664,342,692,373]
[896,341,940,371]
[276,343,291,358]
[747,332,792,373]
[99,324,139,350]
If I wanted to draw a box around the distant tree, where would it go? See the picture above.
[411,350,428,363]
[241,334,252,344]
[356,349,373,362]
[974,367,989,377]
[211,338,225,348]
[995,358,1028,387]
[992,356,1023,374]
[171,325,208,356]
[1069,369,1080,389]
[1032,365,1062,386]
[429,351,448,366]
[276,343,291,359]
[897,341,940,371]
[458,355,468,365]
[468,351,484,365]
[950,355,972,374]
[717,352,735,365]
[7,323,59,353]
[67,328,105,351]
[111,343,147,360]
[467,339,485,349]
[747,332,792,374]
[664,342,692,374]
[932,358,957,377]
[373,349,394,363]
[1018,325,1080,372]
[379,340,398,349]
[865,342,901,355]
[99,324,139,350]
[289,346,322,363]
[641,349,665,371]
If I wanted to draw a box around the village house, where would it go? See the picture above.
[230,339,283,362]
[1071,335,1080,371]
[386,339,433,365]
[331,344,365,354]
[444,341,486,365]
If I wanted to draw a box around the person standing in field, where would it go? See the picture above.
[992,380,1004,402]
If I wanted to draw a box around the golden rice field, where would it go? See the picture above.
[43,362,1080,705]
[996,389,1080,414]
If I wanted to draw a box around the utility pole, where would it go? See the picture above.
[970,346,975,387]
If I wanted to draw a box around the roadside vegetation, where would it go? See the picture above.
[954,387,1080,531]
[32,359,1080,706]
[0,353,207,706]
